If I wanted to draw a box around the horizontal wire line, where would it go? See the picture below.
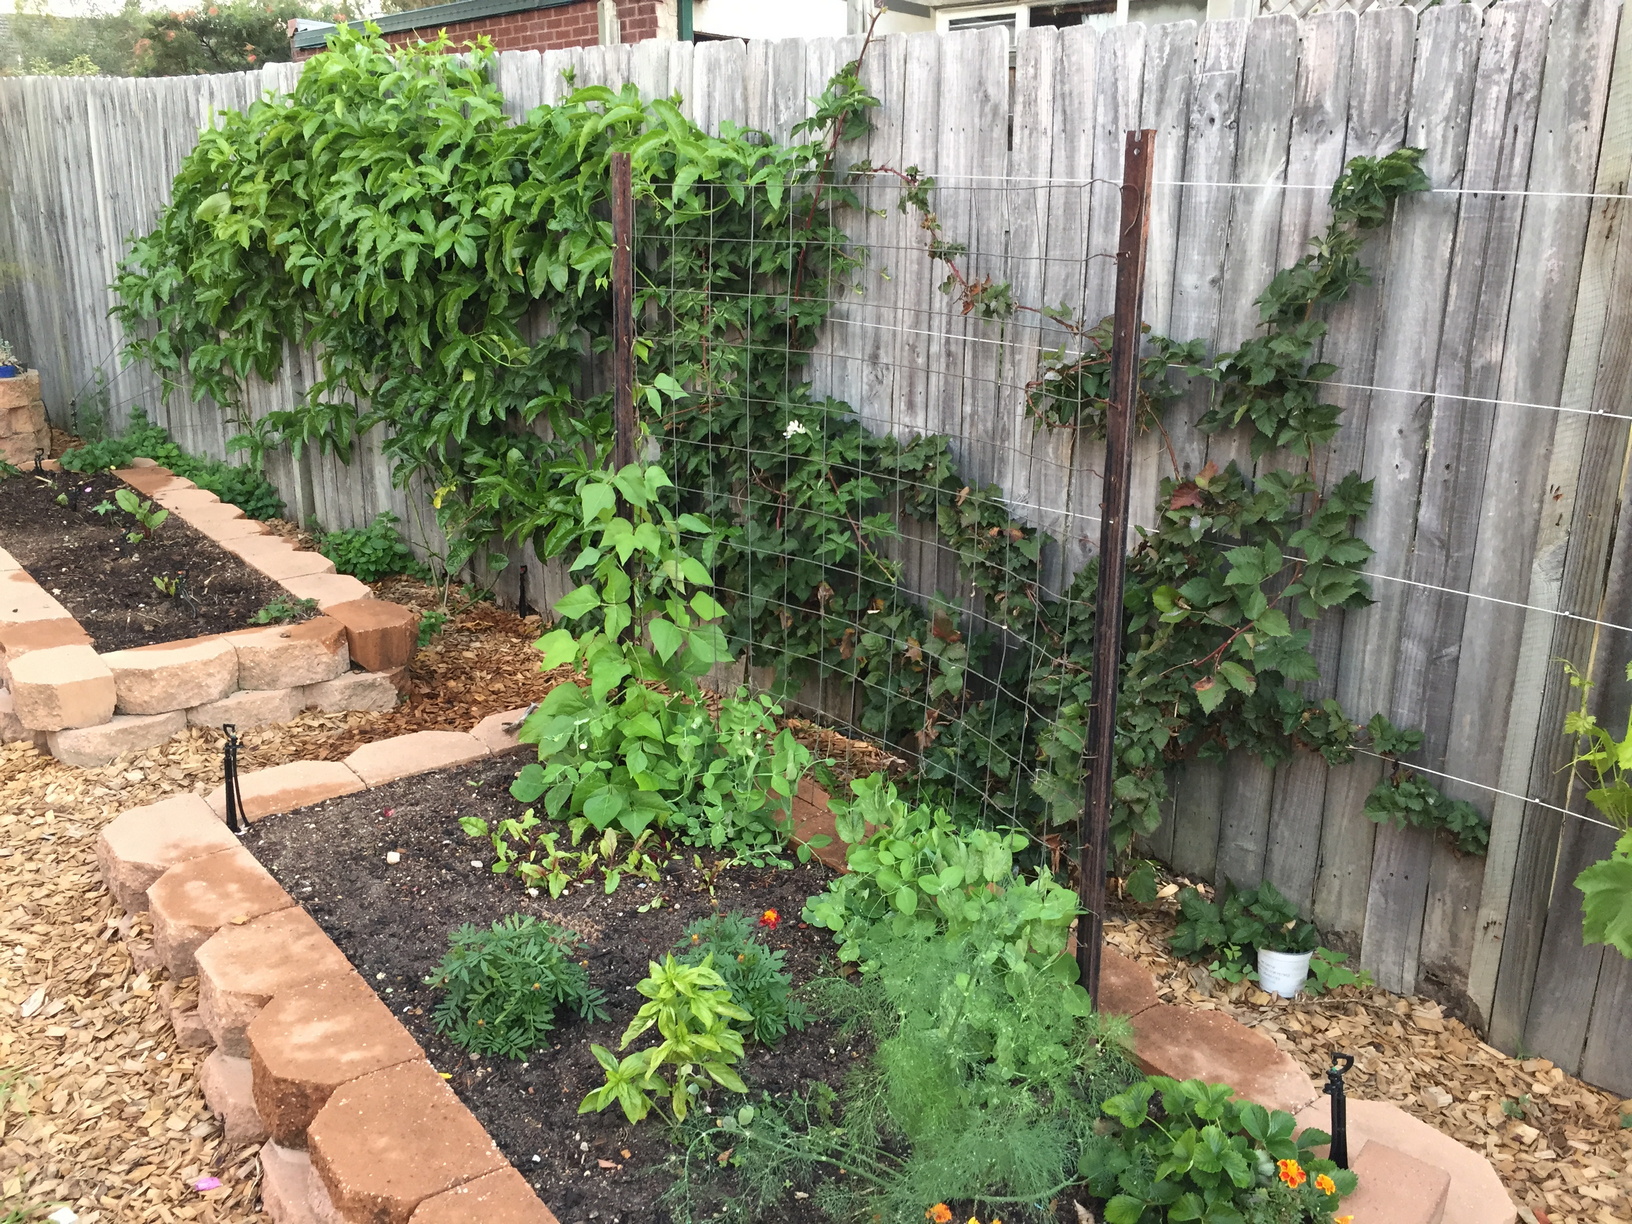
[1348,748,1623,834]
[847,172,1632,202]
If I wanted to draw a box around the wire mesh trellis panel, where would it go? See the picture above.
[0,1,1629,1096]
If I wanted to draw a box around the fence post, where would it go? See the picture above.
[1078,129,1155,1004]
[610,150,637,474]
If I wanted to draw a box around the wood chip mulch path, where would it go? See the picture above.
[0,584,1627,1222]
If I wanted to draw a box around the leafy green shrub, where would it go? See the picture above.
[801,772,1076,969]
[674,912,808,1047]
[580,954,750,1124]
[1079,1077,1355,1224]
[1170,880,1318,968]
[316,511,429,583]
[428,915,607,1059]
[61,409,284,521]
[1306,946,1371,995]
[131,1,352,77]
[507,466,813,863]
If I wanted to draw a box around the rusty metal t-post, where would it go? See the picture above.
[1078,129,1155,1005]
[610,150,637,474]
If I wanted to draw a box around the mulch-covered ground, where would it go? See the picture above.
[0,471,299,651]
[0,583,1628,1223]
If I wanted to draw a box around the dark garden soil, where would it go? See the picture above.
[242,754,865,1224]
[0,469,301,651]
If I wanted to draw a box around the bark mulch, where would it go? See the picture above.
[1,585,1628,1223]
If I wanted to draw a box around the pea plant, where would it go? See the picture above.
[506,464,814,863]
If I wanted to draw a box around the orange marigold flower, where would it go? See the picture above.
[925,1206,952,1224]
[758,908,781,931]
[1276,1158,1307,1188]
[1334,1217,1353,1224]
[1314,1173,1337,1195]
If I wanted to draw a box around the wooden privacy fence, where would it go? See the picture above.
[2,0,1630,1095]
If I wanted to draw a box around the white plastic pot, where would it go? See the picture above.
[1257,947,1313,998]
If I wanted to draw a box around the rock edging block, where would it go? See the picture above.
[10,642,117,731]
[96,793,240,912]
[308,1060,509,1224]
[343,730,489,787]
[204,759,367,823]
[103,636,239,715]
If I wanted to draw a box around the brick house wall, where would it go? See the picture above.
[293,0,667,60]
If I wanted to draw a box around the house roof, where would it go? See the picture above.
[292,0,582,51]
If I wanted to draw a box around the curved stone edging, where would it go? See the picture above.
[95,707,550,1223]
[0,459,421,766]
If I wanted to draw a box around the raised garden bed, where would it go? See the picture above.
[241,754,855,1224]
[0,460,424,768]
[0,467,301,651]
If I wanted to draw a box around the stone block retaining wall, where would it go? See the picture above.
[95,710,551,1223]
[0,371,53,467]
[0,458,423,766]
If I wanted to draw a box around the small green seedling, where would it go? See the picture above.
[252,595,319,624]
[95,486,169,542]
[153,574,181,598]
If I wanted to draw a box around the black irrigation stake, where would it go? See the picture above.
[1325,1051,1354,1168]
[516,564,530,619]
[221,723,247,835]
[32,448,44,474]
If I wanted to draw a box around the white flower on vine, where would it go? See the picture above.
[783,419,808,439]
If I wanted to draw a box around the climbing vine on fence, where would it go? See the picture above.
[112,26,1484,864]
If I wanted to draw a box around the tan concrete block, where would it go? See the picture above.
[95,793,239,912]
[177,500,247,524]
[0,370,39,410]
[262,1141,324,1224]
[47,709,186,766]
[103,635,238,715]
[11,643,116,731]
[324,599,418,673]
[201,1049,270,1146]
[148,845,294,977]
[153,487,222,513]
[230,617,349,689]
[114,465,175,495]
[188,686,303,730]
[279,572,375,611]
[249,977,423,1148]
[0,570,70,623]
[195,907,356,1057]
[9,403,42,436]
[1130,1004,1320,1116]
[309,1060,507,1224]
[195,515,268,543]
[298,670,401,714]
[469,707,533,756]
[343,730,488,787]
[0,690,35,744]
[1295,1097,1514,1224]
[204,759,366,823]
[408,1169,559,1224]
[249,548,339,583]
[0,619,94,681]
